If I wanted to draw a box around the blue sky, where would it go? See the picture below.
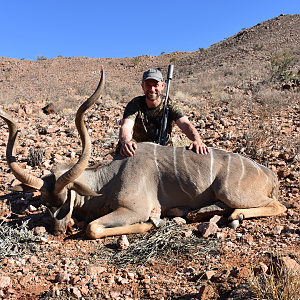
[2,1,299,61]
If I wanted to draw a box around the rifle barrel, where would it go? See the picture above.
[158,65,174,145]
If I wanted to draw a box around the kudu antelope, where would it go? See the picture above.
[0,69,286,239]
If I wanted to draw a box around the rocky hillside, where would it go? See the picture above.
[0,14,299,107]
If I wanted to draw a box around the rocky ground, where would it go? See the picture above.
[0,13,299,300]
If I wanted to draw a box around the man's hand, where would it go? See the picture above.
[120,141,137,157]
[188,140,210,155]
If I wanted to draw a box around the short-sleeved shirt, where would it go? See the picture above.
[123,95,184,145]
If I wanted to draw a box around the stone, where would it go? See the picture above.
[0,276,11,288]
[172,217,186,225]
[55,272,70,283]
[196,284,215,299]
[180,230,193,237]
[273,256,300,275]
[117,235,130,250]
[32,226,46,235]
[71,287,82,299]
[205,270,216,280]
[272,225,284,235]
[86,266,106,276]
[197,222,219,237]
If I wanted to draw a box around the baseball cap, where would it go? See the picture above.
[142,69,163,83]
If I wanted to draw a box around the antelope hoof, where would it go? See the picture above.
[229,219,239,230]
[228,214,244,230]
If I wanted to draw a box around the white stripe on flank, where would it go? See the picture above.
[250,158,269,188]
[210,149,214,185]
[237,154,245,188]
[154,144,167,196]
[182,147,202,194]
[224,154,231,192]
[174,147,193,199]
[182,147,196,185]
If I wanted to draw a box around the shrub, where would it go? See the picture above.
[0,220,41,258]
[36,55,47,61]
[254,43,264,50]
[268,50,298,82]
[27,147,44,167]
[170,57,178,62]
[132,58,139,65]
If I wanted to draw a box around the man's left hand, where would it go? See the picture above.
[188,140,210,155]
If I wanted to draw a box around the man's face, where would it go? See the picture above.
[142,79,165,102]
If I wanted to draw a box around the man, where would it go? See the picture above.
[119,68,209,157]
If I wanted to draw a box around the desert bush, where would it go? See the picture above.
[27,148,44,167]
[268,50,298,82]
[254,43,264,51]
[36,55,47,61]
[0,220,41,258]
[132,58,139,65]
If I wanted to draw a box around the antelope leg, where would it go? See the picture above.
[229,200,287,222]
[86,207,152,239]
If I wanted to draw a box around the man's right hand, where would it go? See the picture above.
[120,141,137,157]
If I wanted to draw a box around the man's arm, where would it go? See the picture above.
[119,119,137,156]
[176,116,210,154]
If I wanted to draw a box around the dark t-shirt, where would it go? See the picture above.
[123,95,184,145]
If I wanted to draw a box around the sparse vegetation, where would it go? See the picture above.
[0,220,41,258]
[248,256,300,300]
[27,148,44,167]
[254,43,264,50]
[36,55,47,61]
[92,221,222,266]
[170,57,178,62]
[132,58,139,65]
[268,50,298,82]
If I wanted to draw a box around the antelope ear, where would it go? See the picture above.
[9,184,37,193]
[70,181,101,197]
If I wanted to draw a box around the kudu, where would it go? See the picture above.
[0,69,286,239]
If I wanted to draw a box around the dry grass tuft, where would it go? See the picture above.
[0,219,42,258]
[248,261,300,300]
[92,221,222,267]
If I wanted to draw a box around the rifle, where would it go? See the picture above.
[158,64,174,145]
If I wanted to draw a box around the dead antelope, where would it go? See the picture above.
[0,69,286,239]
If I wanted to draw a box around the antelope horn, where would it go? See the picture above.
[0,109,45,190]
[54,68,105,194]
